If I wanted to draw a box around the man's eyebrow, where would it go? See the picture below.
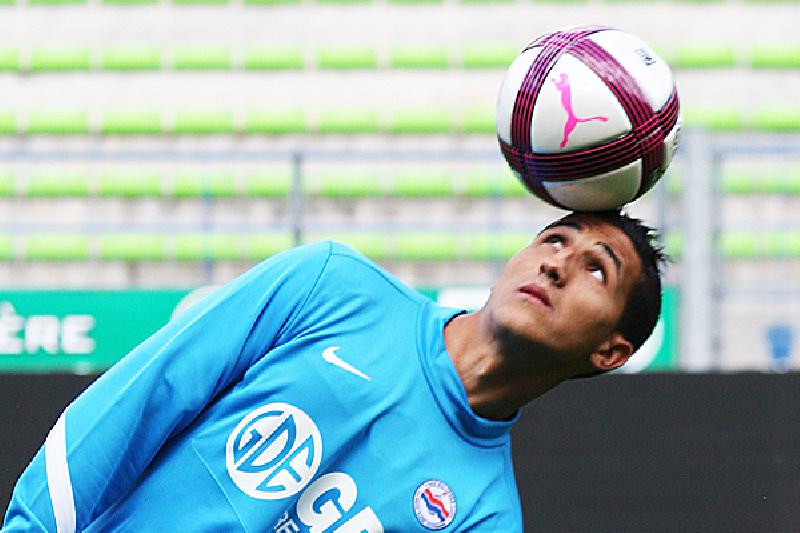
[598,242,621,273]
[541,220,582,234]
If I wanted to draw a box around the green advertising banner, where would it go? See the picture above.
[0,290,191,373]
[0,286,678,373]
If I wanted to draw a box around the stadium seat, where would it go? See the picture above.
[750,45,800,69]
[29,48,91,72]
[245,109,308,134]
[389,108,452,134]
[99,234,167,261]
[389,46,450,69]
[172,110,235,134]
[172,47,232,70]
[173,234,241,261]
[0,112,17,135]
[317,47,377,70]
[461,45,517,69]
[0,235,12,261]
[391,170,454,197]
[461,107,495,134]
[462,170,527,197]
[317,108,381,134]
[463,233,531,261]
[27,110,90,135]
[243,233,294,260]
[682,106,746,131]
[171,173,237,198]
[0,49,19,72]
[98,173,164,197]
[394,233,458,260]
[101,47,162,71]
[669,44,737,69]
[244,47,303,70]
[752,107,800,132]
[25,174,90,197]
[244,0,299,5]
[309,171,383,198]
[24,234,90,261]
[101,110,164,135]
[304,232,388,258]
[0,173,14,197]
[102,0,158,5]
[243,172,293,197]
[720,233,758,258]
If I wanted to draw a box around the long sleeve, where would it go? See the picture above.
[3,241,333,533]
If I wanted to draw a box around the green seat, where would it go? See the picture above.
[461,45,517,69]
[312,171,383,198]
[28,0,85,5]
[174,234,242,261]
[26,174,90,197]
[244,0,299,5]
[670,44,736,69]
[173,47,231,70]
[25,234,90,261]
[101,47,161,70]
[664,233,682,258]
[98,173,164,197]
[682,106,745,131]
[173,110,235,135]
[463,170,527,197]
[750,45,800,69]
[27,110,90,135]
[172,173,237,198]
[244,233,293,260]
[244,172,292,197]
[315,0,370,4]
[389,46,450,69]
[0,173,15,197]
[100,234,166,261]
[245,109,307,134]
[173,0,228,4]
[764,232,800,258]
[721,233,758,258]
[753,107,800,132]
[103,0,158,5]
[317,108,380,134]
[0,112,17,135]
[305,232,388,259]
[244,47,303,70]
[394,233,458,260]
[0,49,19,72]
[721,169,753,194]
[464,233,531,260]
[0,235,13,260]
[389,108,452,134]
[317,47,377,70]
[388,0,442,4]
[462,107,495,134]
[391,171,454,197]
[30,48,91,72]
[102,110,163,135]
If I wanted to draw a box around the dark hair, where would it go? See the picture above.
[543,210,668,379]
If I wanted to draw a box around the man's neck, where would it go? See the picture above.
[443,311,579,420]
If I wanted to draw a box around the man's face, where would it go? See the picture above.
[485,215,642,367]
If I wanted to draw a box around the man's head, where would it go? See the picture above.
[482,210,666,379]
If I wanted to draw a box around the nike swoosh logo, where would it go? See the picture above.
[322,346,371,381]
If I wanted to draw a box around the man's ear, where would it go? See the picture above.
[589,333,633,372]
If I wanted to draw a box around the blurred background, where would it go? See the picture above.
[0,0,798,530]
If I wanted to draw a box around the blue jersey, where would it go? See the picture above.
[4,241,523,532]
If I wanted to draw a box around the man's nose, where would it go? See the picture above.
[540,254,567,287]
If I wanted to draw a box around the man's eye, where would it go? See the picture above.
[545,235,564,249]
[589,265,605,282]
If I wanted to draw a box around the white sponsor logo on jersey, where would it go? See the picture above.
[226,403,322,500]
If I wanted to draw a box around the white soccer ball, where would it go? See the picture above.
[496,25,681,211]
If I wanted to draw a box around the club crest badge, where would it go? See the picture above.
[413,479,456,530]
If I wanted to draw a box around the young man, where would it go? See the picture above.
[4,210,664,533]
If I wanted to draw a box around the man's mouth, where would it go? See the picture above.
[518,284,552,309]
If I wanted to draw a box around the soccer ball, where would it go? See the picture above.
[496,25,681,211]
